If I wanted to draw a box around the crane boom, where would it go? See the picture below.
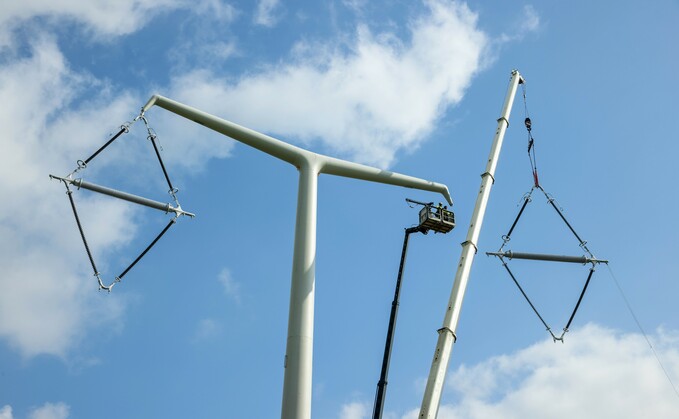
[418,70,524,418]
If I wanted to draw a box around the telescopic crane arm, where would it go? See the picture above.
[418,70,524,418]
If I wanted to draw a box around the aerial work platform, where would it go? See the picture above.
[406,198,455,234]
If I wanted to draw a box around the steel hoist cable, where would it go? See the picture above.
[50,111,194,291]
[523,84,540,188]
[487,84,606,342]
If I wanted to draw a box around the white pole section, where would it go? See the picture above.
[418,70,524,418]
[143,95,452,419]
[281,160,318,419]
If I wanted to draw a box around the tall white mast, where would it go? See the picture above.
[142,95,453,419]
[418,70,524,418]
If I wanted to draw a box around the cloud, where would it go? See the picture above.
[0,36,137,358]
[254,0,282,27]
[496,4,541,45]
[339,401,370,419]
[194,0,238,22]
[0,0,180,48]
[218,268,241,303]
[403,324,679,418]
[520,5,540,34]
[192,318,222,342]
[28,403,70,419]
[167,0,488,168]
[0,406,12,419]
[0,0,525,362]
[0,13,233,359]
[342,0,368,14]
[0,0,239,50]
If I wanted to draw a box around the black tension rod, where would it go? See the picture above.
[116,218,176,281]
[563,267,595,332]
[66,187,99,276]
[149,135,175,193]
[83,126,128,165]
[501,260,553,336]
[504,193,532,240]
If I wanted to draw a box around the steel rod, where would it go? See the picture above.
[486,251,607,264]
[49,175,194,217]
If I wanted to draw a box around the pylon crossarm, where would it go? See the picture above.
[321,156,453,205]
[143,94,454,206]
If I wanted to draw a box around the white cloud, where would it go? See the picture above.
[28,402,70,419]
[496,4,541,45]
[0,17,233,360]
[0,0,528,363]
[339,401,370,419]
[0,0,180,48]
[203,41,238,60]
[0,36,137,358]
[194,0,238,22]
[254,0,282,27]
[520,5,540,34]
[0,406,12,419]
[0,0,240,50]
[168,0,488,168]
[403,324,679,419]
[342,0,368,14]
[218,268,241,303]
[192,318,222,342]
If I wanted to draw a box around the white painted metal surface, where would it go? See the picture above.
[142,94,452,419]
[418,70,524,418]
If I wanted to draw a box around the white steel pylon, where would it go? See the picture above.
[141,95,453,419]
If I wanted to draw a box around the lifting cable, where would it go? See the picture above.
[606,264,679,399]
[486,83,606,342]
[50,111,194,291]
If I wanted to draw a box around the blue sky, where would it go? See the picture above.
[1,1,678,418]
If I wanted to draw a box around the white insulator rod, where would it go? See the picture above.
[418,70,524,418]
